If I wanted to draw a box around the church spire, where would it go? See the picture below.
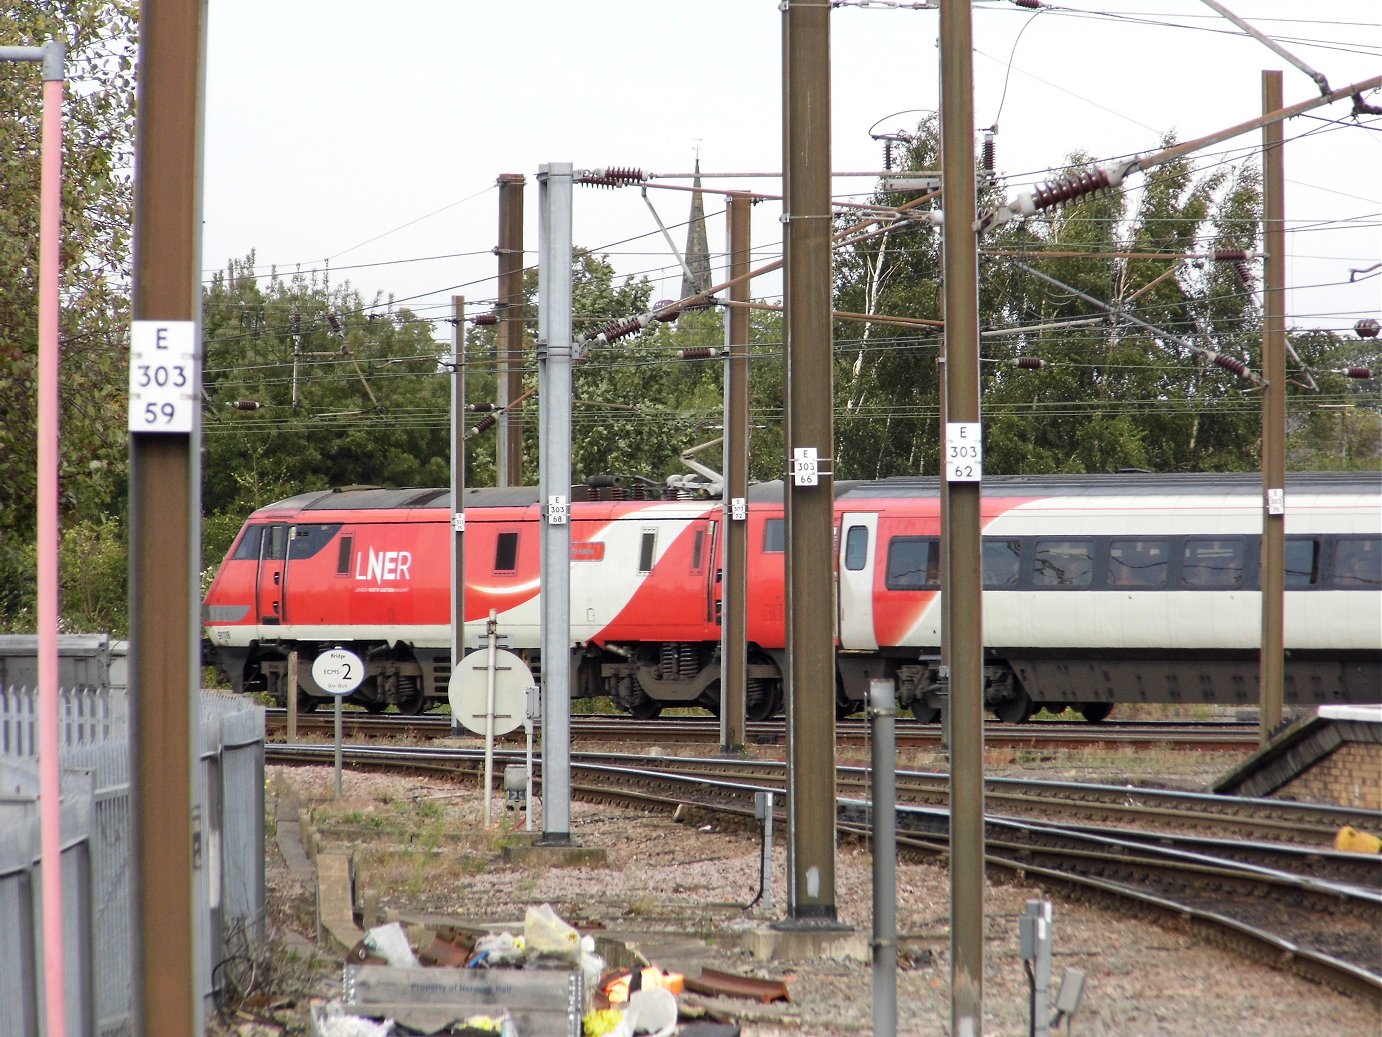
[680,156,712,299]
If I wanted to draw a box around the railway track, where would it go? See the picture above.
[265,708,1261,751]
[266,741,1382,1002]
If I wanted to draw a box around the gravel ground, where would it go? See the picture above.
[234,746,1382,1037]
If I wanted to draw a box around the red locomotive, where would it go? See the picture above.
[202,471,1381,721]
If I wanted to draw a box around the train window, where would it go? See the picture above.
[763,518,785,553]
[982,539,1022,589]
[263,525,286,561]
[885,537,939,590]
[1181,538,1246,588]
[691,530,705,572]
[495,531,519,573]
[285,523,341,560]
[336,535,353,576]
[1284,538,1319,588]
[1333,537,1381,589]
[231,525,265,561]
[639,529,657,574]
[844,526,869,571]
[1033,540,1094,588]
[1108,539,1168,589]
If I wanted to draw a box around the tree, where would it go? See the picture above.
[833,116,946,479]
[201,257,452,532]
[0,3,137,532]
[981,146,1269,473]
[0,3,137,631]
[462,250,743,491]
[832,121,1277,478]
[1285,329,1381,468]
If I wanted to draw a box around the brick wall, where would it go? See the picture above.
[1278,742,1382,811]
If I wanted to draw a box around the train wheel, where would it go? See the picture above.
[748,691,782,722]
[697,692,721,717]
[393,682,428,716]
[993,688,1034,724]
[1077,701,1113,723]
[351,678,387,713]
[833,672,856,720]
[296,691,320,713]
[910,703,941,723]
[629,697,663,719]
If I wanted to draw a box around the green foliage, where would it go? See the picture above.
[0,517,127,635]
[1284,329,1381,468]
[982,143,1268,474]
[0,3,138,534]
[465,250,755,490]
[572,310,724,486]
[0,3,136,636]
[58,517,128,634]
[828,120,1326,477]
[201,256,451,518]
[833,116,944,479]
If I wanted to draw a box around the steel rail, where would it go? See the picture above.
[266,742,1374,844]
[266,741,1380,999]
[263,708,1262,750]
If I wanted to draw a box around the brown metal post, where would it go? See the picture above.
[720,194,751,754]
[940,1,986,1033]
[286,650,299,741]
[781,0,839,924]
[497,174,526,487]
[453,296,467,669]
[937,301,951,753]
[1260,70,1286,741]
[129,1,205,1033]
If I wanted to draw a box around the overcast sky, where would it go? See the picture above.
[200,1,1380,343]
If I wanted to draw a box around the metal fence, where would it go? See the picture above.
[0,686,265,1037]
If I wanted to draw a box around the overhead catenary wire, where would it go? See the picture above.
[200,27,1379,427]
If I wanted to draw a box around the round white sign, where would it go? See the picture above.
[311,647,365,695]
[448,649,531,736]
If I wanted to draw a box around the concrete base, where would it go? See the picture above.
[740,924,868,962]
[316,850,364,953]
[500,843,609,867]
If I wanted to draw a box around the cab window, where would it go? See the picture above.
[763,518,785,553]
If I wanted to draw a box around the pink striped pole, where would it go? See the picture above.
[38,43,69,1037]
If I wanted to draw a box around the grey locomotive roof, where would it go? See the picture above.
[840,470,1380,500]
[261,471,1378,515]
[264,485,541,512]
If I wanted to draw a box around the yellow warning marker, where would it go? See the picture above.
[1335,826,1382,854]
